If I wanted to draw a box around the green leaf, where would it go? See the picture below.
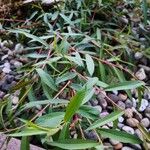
[22,99,68,110]
[21,136,29,150]
[8,127,59,137]
[36,68,57,91]
[98,128,142,144]
[59,123,70,140]
[85,54,95,76]
[87,110,124,130]
[35,112,64,128]
[105,80,145,91]
[25,53,47,58]
[64,89,86,122]
[9,29,50,48]
[56,72,76,85]
[47,139,99,149]
[78,105,99,120]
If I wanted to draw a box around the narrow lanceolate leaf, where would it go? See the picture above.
[64,89,86,122]
[9,29,49,48]
[56,72,76,85]
[85,54,95,76]
[47,139,99,149]
[87,110,124,130]
[35,112,64,128]
[98,128,142,144]
[8,127,59,137]
[21,137,29,150]
[105,80,145,91]
[36,68,57,91]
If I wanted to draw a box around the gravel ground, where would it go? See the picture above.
[0,39,150,150]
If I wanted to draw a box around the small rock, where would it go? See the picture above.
[120,16,129,24]
[0,91,5,98]
[139,99,149,112]
[122,126,135,134]
[140,118,150,128]
[126,118,139,127]
[145,107,150,118]
[107,122,113,128]
[124,108,133,118]
[122,146,134,150]
[15,43,24,51]
[132,98,137,108]
[98,98,107,109]
[109,139,119,145]
[102,125,109,129]
[84,131,98,140]
[13,61,23,68]
[135,129,143,139]
[133,110,143,121]
[99,111,109,118]
[2,67,11,73]
[139,65,150,72]
[108,93,120,102]
[118,93,127,101]
[125,99,133,108]
[117,101,125,109]
[135,68,146,80]
[12,96,19,105]
[90,99,99,106]
[118,123,124,129]
[118,116,124,123]
[114,143,123,150]
[134,52,143,60]
[94,105,102,113]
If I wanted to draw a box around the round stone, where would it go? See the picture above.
[13,61,23,68]
[122,126,135,134]
[134,52,143,60]
[117,101,125,109]
[118,93,127,101]
[124,108,133,118]
[122,146,134,150]
[98,98,107,109]
[109,139,119,145]
[140,118,150,128]
[126,118,139,127]
[135,129,143,139]
[118,116,124,123]
[12,96,19,105]
[139,99,149,112]
[125,99,133,108]
[144,107,150,119]
[135,68,146,80]
[114,143,123,150]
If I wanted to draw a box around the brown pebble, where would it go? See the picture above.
[124,108,133,118]
[118,93,127,101]
[114,143,123,150]
[126,118,139,127]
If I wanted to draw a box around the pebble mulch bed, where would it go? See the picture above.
[0,39,150,150]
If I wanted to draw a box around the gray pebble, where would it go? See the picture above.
[122,126,135,134]
[145,107,150,118]
[125,99,133,108]
[98,98,107,109]
[135,129,143,139]
[140,118,150,128]
[109,139,119,145]
[99,111,109,118]
[118,116,124,123]
[132,98,137,108]
[13,61,23,68]
[135,68,146,80]
[122,146,134,150]
[117,101,125,109]
[15,43,24,51]
[139,99,149,112]
[134,52,143,60]
[12,96,19,105]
